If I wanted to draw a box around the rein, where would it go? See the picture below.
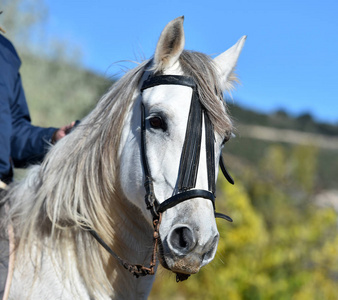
[88,74,234,280]
[86,214,162,278]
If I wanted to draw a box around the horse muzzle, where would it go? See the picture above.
[158,222,219,275]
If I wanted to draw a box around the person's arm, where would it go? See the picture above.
[1,34,74,172]
[10,73,58,167]
[0,88,13,181]
[9,72,77,167]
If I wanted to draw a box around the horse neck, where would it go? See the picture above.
[105,190,156,298]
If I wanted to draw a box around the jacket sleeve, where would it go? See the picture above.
[10,73,57,168]
[0,88,12,179]
[0,34,58,174]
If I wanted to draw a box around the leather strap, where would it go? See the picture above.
[157,189,215,213]
[141,75,196,91]
[177,89,202,191]
[204,110,216,194]
[141,104,159,218]
[140,75,233,220]
[219,155,234,185]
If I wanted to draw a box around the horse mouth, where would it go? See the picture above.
[157,238,200,277]
[157,242,193,281]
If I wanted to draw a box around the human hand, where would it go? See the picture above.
[51,121,76,144]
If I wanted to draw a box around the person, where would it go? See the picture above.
[0,22,75,299]
[0,28,74,188]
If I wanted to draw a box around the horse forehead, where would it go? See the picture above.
[142,84,193,112]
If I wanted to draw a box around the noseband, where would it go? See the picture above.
[87,74,234,280]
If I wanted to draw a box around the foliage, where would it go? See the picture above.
[149,145,338,300]
[225,135,337,190]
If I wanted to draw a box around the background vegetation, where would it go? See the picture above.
[2,1,337,299]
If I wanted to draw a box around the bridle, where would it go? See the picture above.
[88,74,234,281]
[140,74,233,219]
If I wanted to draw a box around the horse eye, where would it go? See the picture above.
[149,116,166,130]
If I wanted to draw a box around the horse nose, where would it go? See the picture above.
[167,225,196,255]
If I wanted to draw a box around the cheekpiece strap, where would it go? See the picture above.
[140,74,233,222]
[177,90,202,192]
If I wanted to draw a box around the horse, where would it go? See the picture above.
[0,16,246,299]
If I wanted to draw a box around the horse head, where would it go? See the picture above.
[119,16,246,277]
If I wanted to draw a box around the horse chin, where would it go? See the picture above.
[157,241,201,276]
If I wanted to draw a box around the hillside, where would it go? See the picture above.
[228,103,338,136]
[225,104,338,190]
[20,52,112,127]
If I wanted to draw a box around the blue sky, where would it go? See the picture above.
[44,0,338,123]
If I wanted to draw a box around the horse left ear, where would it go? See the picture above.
[153,16,185,72]
[214,36,247,90]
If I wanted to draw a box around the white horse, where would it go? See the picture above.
[0,17,245,299]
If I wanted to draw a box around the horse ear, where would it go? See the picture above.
[213,36,247,90]
[153,16,185,72]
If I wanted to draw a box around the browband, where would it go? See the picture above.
[141,75,196,91]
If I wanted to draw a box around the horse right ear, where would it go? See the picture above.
[153,16,185,73]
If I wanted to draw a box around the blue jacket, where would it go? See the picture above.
[0,34,57,183]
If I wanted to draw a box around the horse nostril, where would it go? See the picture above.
[168,225,196,255]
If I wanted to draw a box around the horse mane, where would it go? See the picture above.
[2,59,152,297]
[1,50,235,297]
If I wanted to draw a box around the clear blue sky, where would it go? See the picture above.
[45,0,338,124]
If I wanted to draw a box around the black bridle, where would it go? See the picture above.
[140,74,233,221]
[88,74,234,280]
